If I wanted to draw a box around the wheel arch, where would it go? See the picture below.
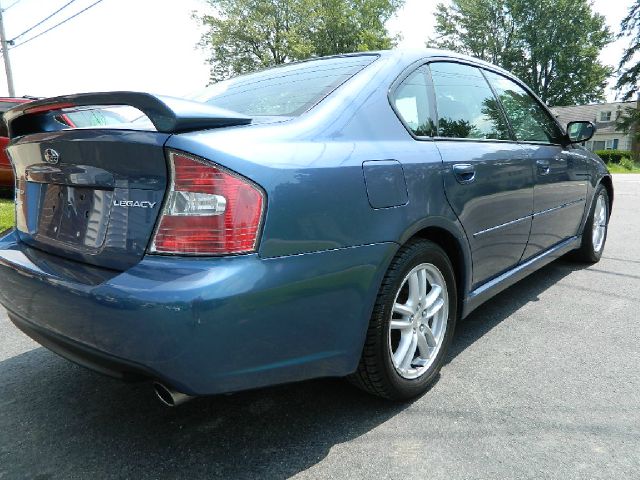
[600,174,614,213]
[579,173,614,238]
[398,219,472,317]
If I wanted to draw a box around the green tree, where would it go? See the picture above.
[430,0,612,106]
[615,106,637,138]
[614,1,640,147]
[196,0,403,83]
[616,0,640,101]
[432,0,520,68]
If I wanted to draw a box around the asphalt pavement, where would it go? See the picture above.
[1,175,639,479]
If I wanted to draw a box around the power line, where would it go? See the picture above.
[2,0,22,12]
[10,0,76,42]
[11,0,103,49]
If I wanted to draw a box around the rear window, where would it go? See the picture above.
[190,55,378,117]
[60,109,127,128]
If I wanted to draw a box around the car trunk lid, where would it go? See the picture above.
[10,130,169,270]
[5,92,253,270]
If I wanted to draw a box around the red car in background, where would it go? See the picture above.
[0,97,33,193]
[0,99,128,193]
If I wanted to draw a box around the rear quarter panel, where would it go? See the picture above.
[167,63,466,258]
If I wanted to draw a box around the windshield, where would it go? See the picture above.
[189,55,378,117]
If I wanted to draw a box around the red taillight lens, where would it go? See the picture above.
[150,150,265,255]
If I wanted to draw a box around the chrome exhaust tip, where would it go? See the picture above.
[153,382,194,407]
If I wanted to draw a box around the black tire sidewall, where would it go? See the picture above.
[582,185,609,262]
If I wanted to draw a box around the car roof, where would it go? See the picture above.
[259,48,510,75]
[300,48,516,82]
[376,48,512,75]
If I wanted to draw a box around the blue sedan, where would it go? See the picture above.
[0,49,612,406]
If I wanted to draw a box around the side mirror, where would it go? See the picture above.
[566,121,595,144]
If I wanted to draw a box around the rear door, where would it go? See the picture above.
[483,71,588,259]
[430,61,533,287]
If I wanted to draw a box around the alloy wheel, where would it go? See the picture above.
[592,193,608,253]
[389,263,449,380]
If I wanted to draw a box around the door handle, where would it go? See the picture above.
[536,160,550,175]
[452,164,476,184]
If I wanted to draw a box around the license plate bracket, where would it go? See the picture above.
[30,183,113,249]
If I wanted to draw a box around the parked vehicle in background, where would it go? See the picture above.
[0,102,128,194]
[0,50,612,406]
[0,97,34,194]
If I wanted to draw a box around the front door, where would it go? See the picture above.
[430,61,534,287]
[483,71,588,259]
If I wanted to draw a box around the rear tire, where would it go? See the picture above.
[349,239,457,400]
[571,184,610,263]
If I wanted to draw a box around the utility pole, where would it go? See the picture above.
[0,1,15,97]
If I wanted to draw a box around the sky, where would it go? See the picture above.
[0,0,635,101]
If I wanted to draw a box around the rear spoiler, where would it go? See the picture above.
[3,91,252,138]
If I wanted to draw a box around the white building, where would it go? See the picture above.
[552,100,637,152]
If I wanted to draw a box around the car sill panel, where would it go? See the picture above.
[463,236,581,318]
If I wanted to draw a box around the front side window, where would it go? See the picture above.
[484,71,563,144]
[430,62,510,140]
[392,66,434,136]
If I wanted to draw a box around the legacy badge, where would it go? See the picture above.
[113,200,157,209]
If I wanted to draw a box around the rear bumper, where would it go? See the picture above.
[0,230,396,395]
[9,311,153,381]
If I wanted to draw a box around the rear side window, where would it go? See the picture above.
[190,56,378,117]
[484,71,563,144]
[430,62,510,140]
[392,66,433,136]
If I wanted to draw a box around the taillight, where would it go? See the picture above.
[150,150,265,255]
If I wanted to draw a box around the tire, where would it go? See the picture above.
[571,184,610,263]
[349,239,458,400]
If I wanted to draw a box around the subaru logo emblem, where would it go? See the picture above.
[43,148,60,165]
